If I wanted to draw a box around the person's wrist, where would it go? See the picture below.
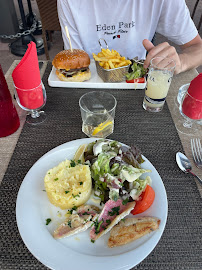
[177,53,186,74]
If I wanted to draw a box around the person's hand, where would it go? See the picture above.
[142,39,182,74]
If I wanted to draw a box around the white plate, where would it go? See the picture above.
[48,59,147,89]
[16,138,168,270]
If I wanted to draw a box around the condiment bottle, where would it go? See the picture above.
[0,65,20,137]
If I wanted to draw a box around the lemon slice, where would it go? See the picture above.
[73,144,87,163]
[92,120,113,136]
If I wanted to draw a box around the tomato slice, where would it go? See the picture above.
[126,77,145,83]
[131,185,155,215]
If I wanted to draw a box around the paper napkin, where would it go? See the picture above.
[12,41,41,89]
[12,42,43,109]
[187,73,202,100]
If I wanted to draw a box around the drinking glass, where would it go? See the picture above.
[0,65,20,137]
[79,91,117,138]
[143,56,176,112]
[174,84,202,135]
[14,81,47,125]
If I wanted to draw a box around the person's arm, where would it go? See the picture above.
[57,0,83,50]
[179,34,202,73]
[143,35,202,74]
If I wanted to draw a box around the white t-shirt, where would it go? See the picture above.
[57,0,198,59]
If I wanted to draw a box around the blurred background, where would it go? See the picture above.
[0,0,201,74]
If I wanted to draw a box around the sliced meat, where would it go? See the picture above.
[90,199,136,241]
[53,205,100,239]
[108,216,160,248]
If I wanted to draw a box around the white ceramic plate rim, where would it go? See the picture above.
[16,138,168,270]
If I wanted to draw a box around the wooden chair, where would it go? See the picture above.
[191,0,202,30]
[36,0,61,60]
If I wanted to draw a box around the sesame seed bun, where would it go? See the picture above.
[52,49,90,71]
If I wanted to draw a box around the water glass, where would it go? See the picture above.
[143,56,176,112]
[79,91,117,138]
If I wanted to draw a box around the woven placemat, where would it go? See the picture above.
[0,63,201,270]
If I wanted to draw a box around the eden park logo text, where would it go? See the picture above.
[96,21,135,36]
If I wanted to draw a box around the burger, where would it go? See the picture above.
[52,49,91,82]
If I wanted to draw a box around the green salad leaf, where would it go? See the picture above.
[125,62,147,80]
[83,139,151,204]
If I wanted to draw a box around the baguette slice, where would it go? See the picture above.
[108,216,160,248]
[53,205,100,239]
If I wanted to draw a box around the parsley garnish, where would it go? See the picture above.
[79,182,83,185]
[46,218,51,225]
[72,193,80,198]
[122,198,129,205]
[65,190,70,194]
[67,220,71,227]
[54,178,58,181]
[94,218,104,234]
[106,219,111,225]
[91,239,95,243]
[77,160,81,164]
[68,206,78,214]
[108,206,120,216]
[70,160,76,167]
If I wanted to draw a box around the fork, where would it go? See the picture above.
[191,138,202,169]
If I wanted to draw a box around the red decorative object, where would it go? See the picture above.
[182,73,202,120]
[12,42,43,109]
[0,65,20,137]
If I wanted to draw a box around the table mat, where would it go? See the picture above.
[0,62,201,270]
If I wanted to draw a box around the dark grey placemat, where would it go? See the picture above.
[0,62,201,270]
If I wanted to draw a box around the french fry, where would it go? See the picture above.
[98,52,104,57]
[104,62,110,69]
[116,61,128,67]
[108,60,115,69]
[93,48,131,70]
[120,57,126,61]
[101,49,108,57]
[99,61,105,67]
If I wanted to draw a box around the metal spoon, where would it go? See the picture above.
[176,152,202,185]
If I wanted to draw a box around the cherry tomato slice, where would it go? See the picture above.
[126,77,145,83]
[131,185,155,215]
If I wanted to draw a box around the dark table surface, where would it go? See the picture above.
[0,62,202,270]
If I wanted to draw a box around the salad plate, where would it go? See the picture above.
[16,138,168,270]
[48,59,147,89]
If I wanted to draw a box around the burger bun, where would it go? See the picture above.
[52,49,90,71]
